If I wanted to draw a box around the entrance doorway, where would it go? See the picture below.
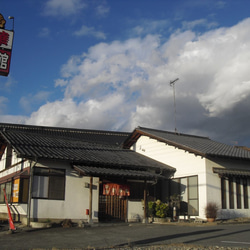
[98,195,127,222]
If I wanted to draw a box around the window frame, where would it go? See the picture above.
[236,178,242,209]
[243,178,249,209]
[170,175,199,216]
[229,178,234,209]
[32,167,66,200]
[5,144,12,169]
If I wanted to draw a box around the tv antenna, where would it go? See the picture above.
[170,78,179,133]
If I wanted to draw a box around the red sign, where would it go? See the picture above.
[0,27,14,76]
[103,183,130,197]
[0,49,11,76]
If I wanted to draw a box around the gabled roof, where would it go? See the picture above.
[123,127,250,160]
[0,123,175,179]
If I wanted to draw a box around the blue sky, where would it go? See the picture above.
[1,0,250,146]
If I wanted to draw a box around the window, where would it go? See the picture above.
[188,176,199,216]
[236,178,242,209]
[221,177,250,210]
[221,178,227,209]
[32,167,65,200]
[5,144,12,169]
[243,179,249,209]
[170,175,198,216]
[0,182,12,203]
[0,179,29,204]
[229,178,234,209]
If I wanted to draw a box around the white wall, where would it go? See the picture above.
[131,135,208,219]
[206,158,250,219]
[127,200,144,222]
[132,136,250,219]
[30,160,99,222]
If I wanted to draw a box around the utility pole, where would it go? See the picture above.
[170,78,179,133]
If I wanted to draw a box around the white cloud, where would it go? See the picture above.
[132,19,170,36]
[95,3,110,17]
[38,27,50,37]
[73,25,106,39]
[26,95,127,130]
[0,96,8,115]
[22,18,250,145]
[182,19,218,30]
[43,0,86,17]
[19,91,51,113]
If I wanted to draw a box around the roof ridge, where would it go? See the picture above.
[137,126,210,140]
[0,122,129,136]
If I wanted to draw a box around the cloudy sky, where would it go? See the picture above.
[1,0,250,146]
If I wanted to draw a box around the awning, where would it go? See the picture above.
[213,168,250,178]
[73,165,166,180]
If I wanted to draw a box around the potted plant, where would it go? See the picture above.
[205,202,219,222]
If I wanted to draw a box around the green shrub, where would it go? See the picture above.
[148,200,169,218]
[148,201,156,217]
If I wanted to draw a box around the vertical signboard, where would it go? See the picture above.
[12,178,20,203]
[0,14,14,77]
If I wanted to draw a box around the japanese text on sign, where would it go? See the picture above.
[0,51,9,69]
[0,30,9,46]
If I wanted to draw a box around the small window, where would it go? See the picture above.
[0,182,12,203]
[32,167,65,200]
[243,179,249,209]
[221,178,227,209]
[229,178,234,209]
[19,179,29,203]
[5,144,12,169]
[236,178,242,209]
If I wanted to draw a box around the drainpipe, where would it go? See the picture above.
[27,159,37,227]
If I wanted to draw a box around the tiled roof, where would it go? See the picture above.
[213,168,250,177]
[124,127,250,160]
[73,165,165,180]
[0,123,175,175]
[0,122,128,146]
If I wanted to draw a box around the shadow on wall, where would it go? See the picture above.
[218,209,245,219]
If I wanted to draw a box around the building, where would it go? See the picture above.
[124,127,250,219]
[0,123,174,224]
[1,123,250,224]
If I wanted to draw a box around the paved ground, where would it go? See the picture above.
[1,220,250,249]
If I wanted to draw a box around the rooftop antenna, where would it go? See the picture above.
[170,78,179,133]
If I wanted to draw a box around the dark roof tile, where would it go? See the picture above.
[124,127,250,160]
[0,123,175,174]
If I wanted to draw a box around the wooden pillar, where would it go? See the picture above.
[143,179,148,223]
[88,176,93,224]
[27,160,37,227]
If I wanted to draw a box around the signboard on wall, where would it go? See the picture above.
[12,178,20,203]
[0,14,14,77]
[103,183,130,197]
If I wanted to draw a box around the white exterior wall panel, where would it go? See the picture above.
[206,158,250,218]
[132,135,208,219]
[31,160,99,222]
[127,200,144,222]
